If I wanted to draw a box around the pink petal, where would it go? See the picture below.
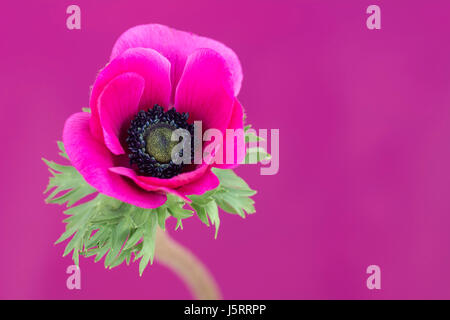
[90,48,171,140]
[98,72,145,155]
[108,167,189,201]
[214,99,246,169]
[109,166,219,202]
[110,24,243,98]
[176,169,220,198]
[110,164,210,189]
[175,48,235,132]
[63,112,167,209]
[108,167,169,191]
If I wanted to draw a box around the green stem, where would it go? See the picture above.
[155,228,222,300]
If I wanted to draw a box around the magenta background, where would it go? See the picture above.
[1,0,450,299]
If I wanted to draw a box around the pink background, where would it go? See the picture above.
[1,0,450,299]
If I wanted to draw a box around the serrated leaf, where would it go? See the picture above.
[212,168,256,194]
[211,168,257,218]
[188,189,220,205]
[85,228,110,249]
[55,194,160,273]
[245,131,264,143]
[43,143,163,274]
[243,147,271,164]
[139,213,158,276]
[130,207,148,227]
[57,141,69,159]
[165,196,193,220]
[175,218,184,230]
[45,141,258,274]
[43,156,96,207]
[105,215,132,267]
[242,126,270,164]
[55,199,98,244]
[122,227,144,251]
[94,243,111,263]
[191,202,209,226]
[204,200,220,239]
[156,207,168,230]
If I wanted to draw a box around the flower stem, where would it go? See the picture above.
[155,227,222,300]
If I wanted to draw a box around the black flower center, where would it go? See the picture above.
[126,104,194,179]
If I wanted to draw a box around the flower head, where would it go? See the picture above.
[63,24,245,208]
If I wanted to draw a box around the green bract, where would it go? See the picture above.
[43,126,268,275]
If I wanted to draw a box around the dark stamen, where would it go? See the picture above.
[126,104,194,179]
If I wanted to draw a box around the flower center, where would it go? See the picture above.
[126,104,194,179]
[145,124,178,163]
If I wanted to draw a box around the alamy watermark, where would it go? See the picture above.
[366,265,381,290]
[168,122,279,175]
[66,265,81,290]
[366,5,381,30]
[66,5,81,30]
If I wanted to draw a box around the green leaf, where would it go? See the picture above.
[212,168,257,217]
[243,147,271,164]
[165,194,193,220]
[243,125,270,164]
[156,207,169,230]
[212,168,256,195]
[175,218,184,230]
[105,213,132,268]
[55,200,97,245]
[188,189,219,205]
[45,141,258,274]
[138,213,157,276]
[54,193,160,273]
[122,227,144,251]
[191,202,209,226]
[43,155,96,207]
[44,142,160,274]
[245,131,264,143]
[187,169,257,237]
[57,141,69,159]
[204,200,220,239]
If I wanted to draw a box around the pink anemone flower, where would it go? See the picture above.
[63,24,245,208]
